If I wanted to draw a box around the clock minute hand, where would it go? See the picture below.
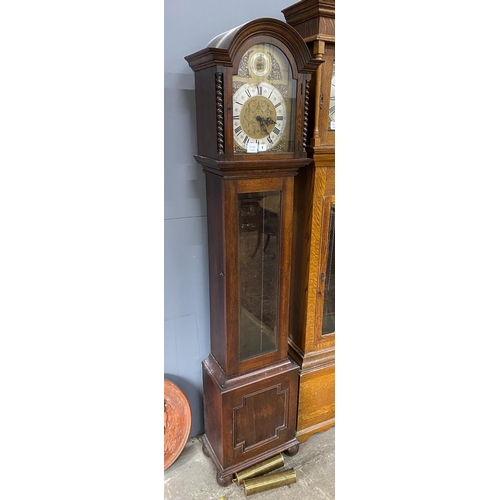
[256,115,276,134]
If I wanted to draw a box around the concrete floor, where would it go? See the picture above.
[164,427,335,499]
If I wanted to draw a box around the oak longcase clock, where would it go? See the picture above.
[283,0,336,443]
[185,18,321,486]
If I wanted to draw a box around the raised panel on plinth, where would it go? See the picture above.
[234,384,288,452]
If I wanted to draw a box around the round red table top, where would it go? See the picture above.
[164,378,192,471]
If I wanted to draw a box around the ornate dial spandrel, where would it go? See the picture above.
[238,49,253,78]
[267,52,283,80]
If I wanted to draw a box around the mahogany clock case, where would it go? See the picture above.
[185,18,321,485]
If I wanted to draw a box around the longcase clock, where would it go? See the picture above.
[282,0,336,442]
[185,18,321,486]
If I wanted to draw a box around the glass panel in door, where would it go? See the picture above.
[321,203,335,334]
[238,191,281,361]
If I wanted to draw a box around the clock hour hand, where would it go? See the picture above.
[256,115,276,134]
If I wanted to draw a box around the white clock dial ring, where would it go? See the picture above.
[233,82,286,151]
[329,66,335,129]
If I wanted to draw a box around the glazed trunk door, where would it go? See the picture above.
[315,195,335,341]
[225,177,293,376]
[321,201,335,335]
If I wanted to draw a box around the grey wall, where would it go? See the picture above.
[164,0,297,437]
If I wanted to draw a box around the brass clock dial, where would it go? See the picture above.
[233,82,287,151]
[233,43,296,153]
[329,64,335,131]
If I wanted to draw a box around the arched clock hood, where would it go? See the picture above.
[186,17,321,76]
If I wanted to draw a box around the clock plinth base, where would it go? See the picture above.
[201,354,300,486]
[296,417,335,443]
[288,340,335,443]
